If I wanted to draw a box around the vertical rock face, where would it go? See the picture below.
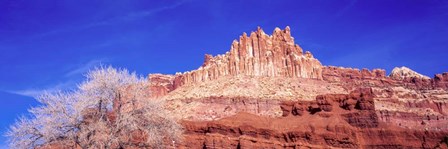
[172,26,323,88]
[148,74,175,98]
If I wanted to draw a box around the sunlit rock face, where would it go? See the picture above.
[143,27,448,148]
[170,26,323,88]
[390,66,430,80]
[148,27,324,98]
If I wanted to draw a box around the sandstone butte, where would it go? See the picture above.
[40,27,448,149]
[148,27,448,149]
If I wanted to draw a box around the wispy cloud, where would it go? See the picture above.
[109,1,187,22]
[65,58,108,77]
[5,80,77,98]
[6,58,108,98]
[37,1,187,38]
[6,89,43,98]
[0,0,188,43]
[335,0,357,18]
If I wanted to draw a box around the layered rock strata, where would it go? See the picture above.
[322,66,448,90]
[179,89,448,148]
[151,27,448,148]
[151,27,323,91]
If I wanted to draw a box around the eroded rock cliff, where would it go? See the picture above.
[179,89,448,148]
[147,27,448,149]
[152,27,323,92]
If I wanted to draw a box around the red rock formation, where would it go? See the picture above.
[143,27,448,148]
[322,65,448,91]
[180,112,363,148]
[179,89,447,148]
[171,27,323,88]
[141,27,448,149]
[434,72,448,89]
[148,74,175,98]
[322,66,387,86]
[166,96,282,121]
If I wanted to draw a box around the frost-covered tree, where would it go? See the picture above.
[6,66,182,149]
[7,92,80,148]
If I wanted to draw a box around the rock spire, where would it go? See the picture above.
[172,26,323,87]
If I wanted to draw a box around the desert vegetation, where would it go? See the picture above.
[6,66,182,149]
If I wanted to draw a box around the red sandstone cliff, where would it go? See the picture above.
[146,27,448,148]
[180,89,448,148]
[153,27,323,91]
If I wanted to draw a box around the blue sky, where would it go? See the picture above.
[0,0,447,147]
